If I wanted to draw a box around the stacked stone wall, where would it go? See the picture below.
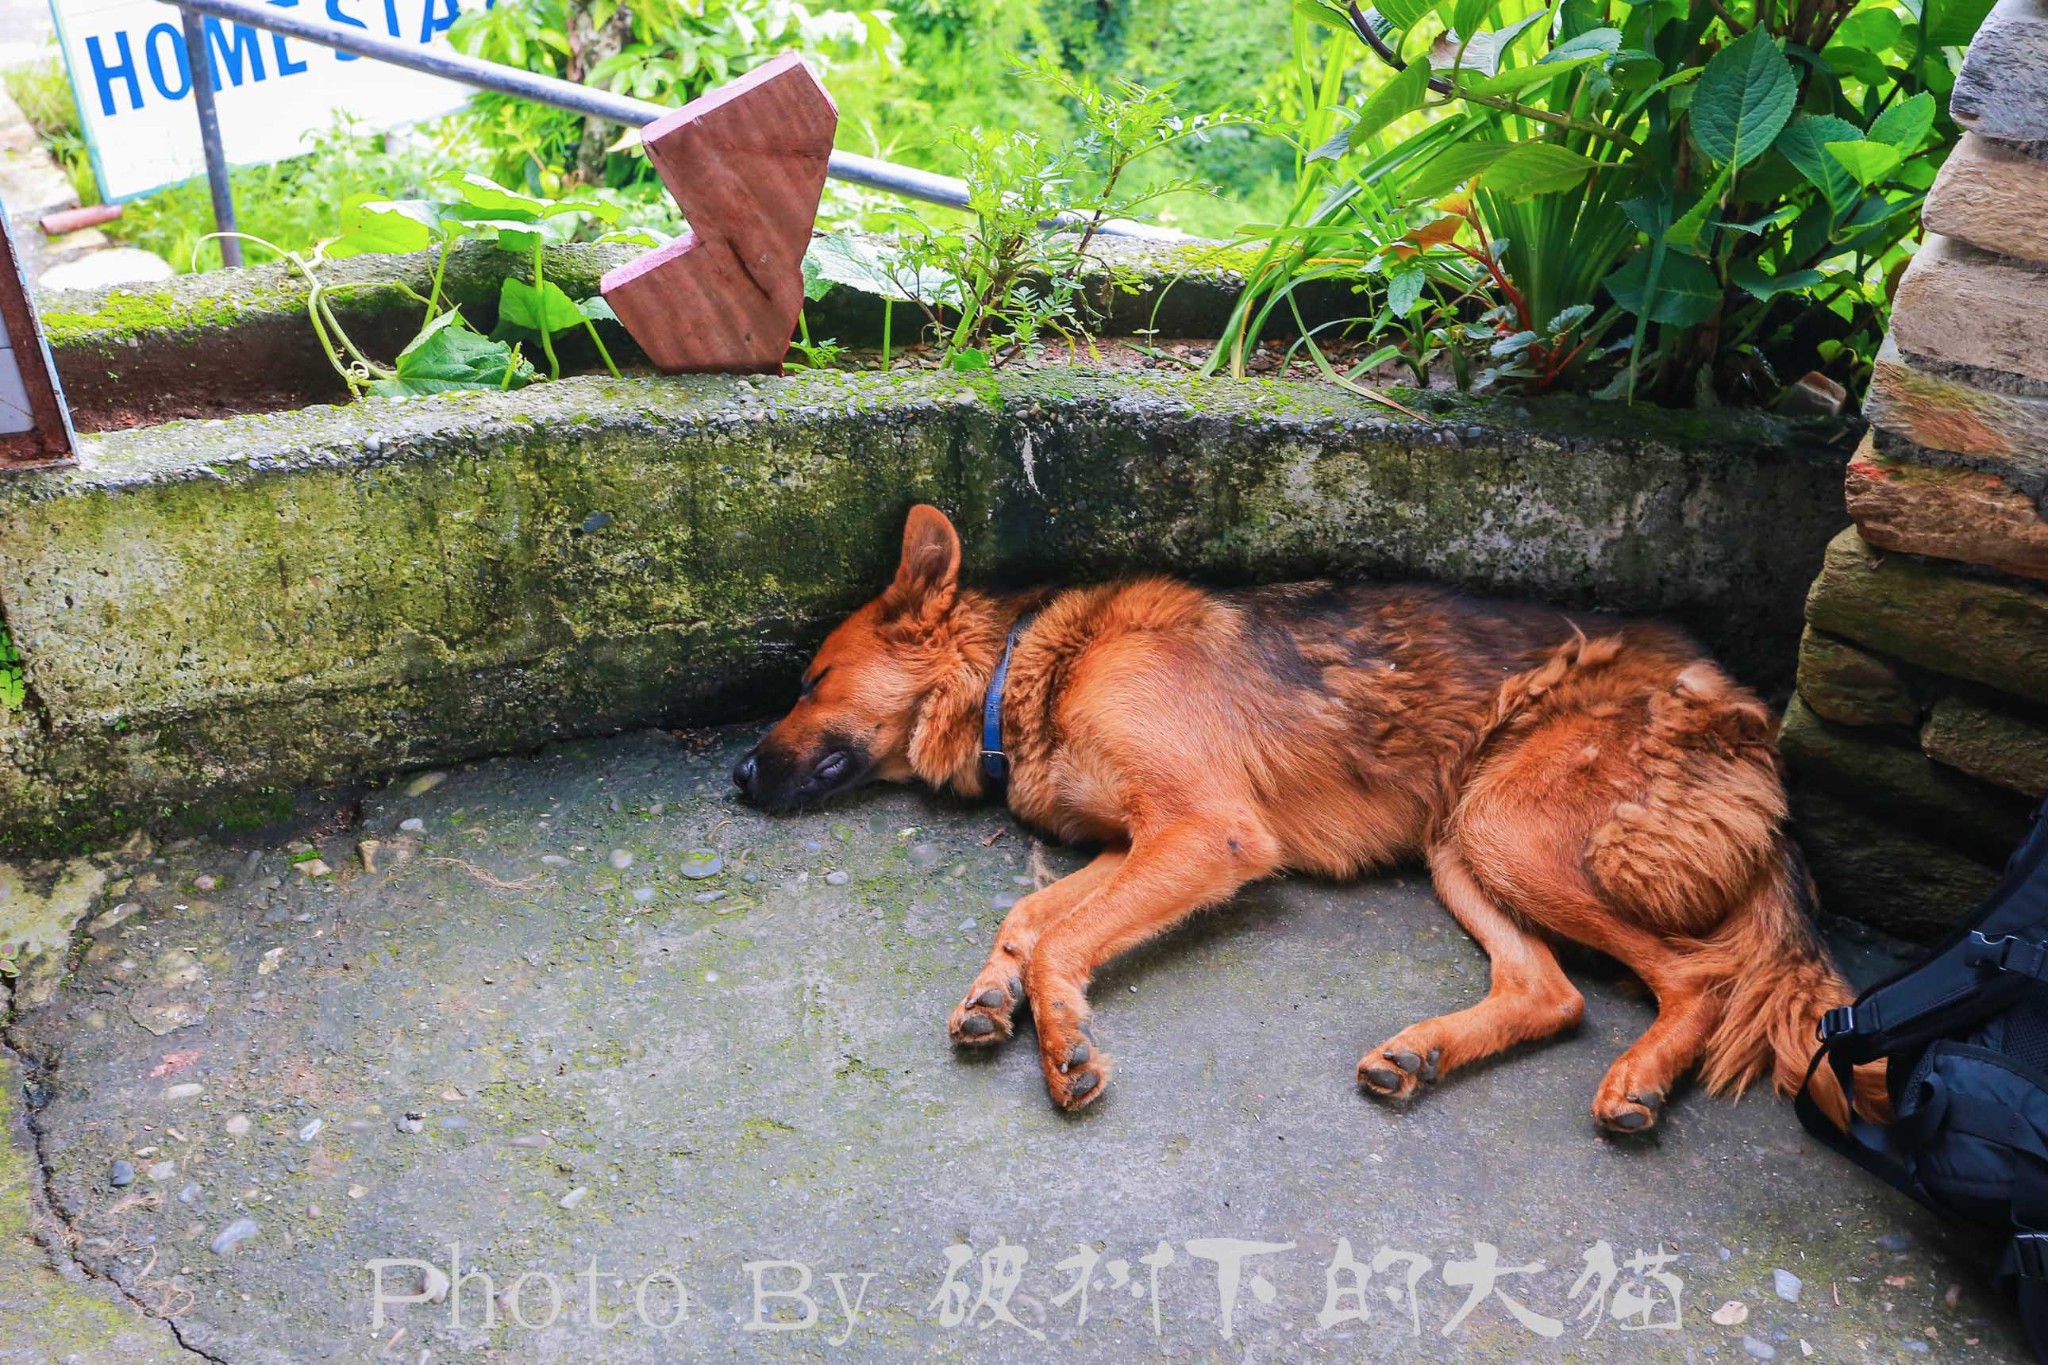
[1787,0,2048,934]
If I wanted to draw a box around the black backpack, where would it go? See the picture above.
[1800,800,2048,1360]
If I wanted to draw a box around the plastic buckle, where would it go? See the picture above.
[2017,1233,2048,1279]
[1817,1005,1855,1043]
[1968,931,2048,980]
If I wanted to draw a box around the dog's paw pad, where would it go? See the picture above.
[948,979,1018,1046]
[1359,1041,1440,1102]
[1050,1054,1111,1112]
[1594,1091,1663,1135]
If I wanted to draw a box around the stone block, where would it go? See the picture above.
[1846,431,2048,579]
[1796,627,1919,728]
[1952,0,2048,143]
[1891,234,2048,384]
[1924,133,2048,264]
[1923,695,2048,797]
[1779,695,2033,862]
[1865,336,2048,483]
[1806,526,2048,705]
[1792,785,2003,938]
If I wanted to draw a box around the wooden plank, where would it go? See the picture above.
[601,54,838,374]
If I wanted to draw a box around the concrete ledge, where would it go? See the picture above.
[0,369,1850,852]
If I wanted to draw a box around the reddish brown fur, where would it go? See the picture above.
[741,506,1886,1132]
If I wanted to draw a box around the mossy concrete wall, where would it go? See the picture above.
[0,366,1848,853]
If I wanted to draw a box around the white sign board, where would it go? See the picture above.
[48,0,487,201]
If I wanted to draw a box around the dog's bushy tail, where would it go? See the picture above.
[1693,843,1888,1129]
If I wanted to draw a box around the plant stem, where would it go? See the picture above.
[532,239,560,381]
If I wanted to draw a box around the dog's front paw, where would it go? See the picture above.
[1591,1071,1666,1136]
[947,970,1023,1046]
[1043,1033,1112,1112]
[1357,1041,1441,1102]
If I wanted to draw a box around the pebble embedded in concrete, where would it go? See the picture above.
[210,1218,259,1255]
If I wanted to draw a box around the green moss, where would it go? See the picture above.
[41,285,274,346]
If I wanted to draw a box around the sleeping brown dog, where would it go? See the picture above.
[733,504,1884,1133]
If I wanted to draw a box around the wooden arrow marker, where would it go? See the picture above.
[601,54,838,374]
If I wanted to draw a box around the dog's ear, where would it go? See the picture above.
[884,504,960,619]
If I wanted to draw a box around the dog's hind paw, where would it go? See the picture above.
[1593,1089,1663,1136]
[1046,1047,1112,1112]
[1358,1044,1440,1102]
[947,973,1022,1046]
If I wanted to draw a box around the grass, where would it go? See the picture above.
[3,57,94,207]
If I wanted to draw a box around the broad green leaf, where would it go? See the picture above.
[801,251,831,302]
[1831,6,1903,53]
[1547,303,1594,335]
[947,347,991,372]
[1827,139,1907,186]
[1475,142,1600,200]
[329,196,436,258]
[1776,115,1863,210]
[456,173,546,218]
[498,277,589,336]
[1690,25,1799,169]
[1664,164,1731,254]
[371,311,535,396]
[1451,0,1501,38]
[1925,0,1995,46]
[1604,250,1720,326]
[1729,259,1827,300]
[1375,0,1436,29]
[805,233,952,305]
[1307,128,1352,163]
[1543,26,1622,64]
[1870,91,1936,150]
[1347,59,1431,151]
[1464,51,1603,98]
[579,296,618,324]
[1822,39,1891,87]
[1385,266,1425,318]
[1401,140,1515,201]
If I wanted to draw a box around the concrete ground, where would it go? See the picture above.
[0,726,2031,1363]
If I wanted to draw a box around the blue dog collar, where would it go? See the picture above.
[981,614,1035,786]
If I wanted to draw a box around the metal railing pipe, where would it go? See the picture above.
[156,0,1185,239]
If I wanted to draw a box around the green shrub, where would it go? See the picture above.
[1217,0,1993,406]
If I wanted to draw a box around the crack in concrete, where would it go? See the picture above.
[2,953,225,1364]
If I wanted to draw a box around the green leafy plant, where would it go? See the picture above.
[219,174,654,400]
[810,63,1237,370]
[1226,0,1989,404]
[450,0,897,196]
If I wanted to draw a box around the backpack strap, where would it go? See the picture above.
[1794,1044,1923,1202]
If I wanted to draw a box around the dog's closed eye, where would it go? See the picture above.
[799,666,830,700]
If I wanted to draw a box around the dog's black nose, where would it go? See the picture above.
[732,751,759,795]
